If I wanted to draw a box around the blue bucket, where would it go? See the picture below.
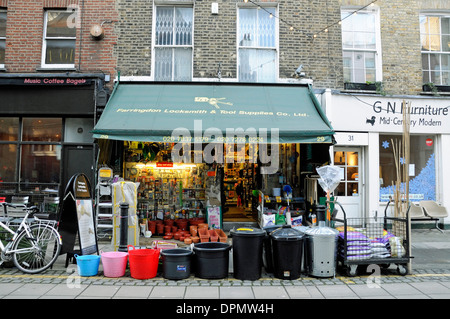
[75,254,101,277]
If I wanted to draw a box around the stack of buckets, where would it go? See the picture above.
[75,245,160,279]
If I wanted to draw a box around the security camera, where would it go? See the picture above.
[295,65,305,77]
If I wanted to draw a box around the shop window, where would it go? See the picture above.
[420,15,450,86]
[0,10,6,68]
[238,7,277,82]
[341,8,380,84]
[42,10,76,68]
[22,118,62,142]
[0,118,19,141]
[154,6,193,81]
[0,118,63,193]
[20,144,61,186]
[0,144,17,183]
[379,135,436,202]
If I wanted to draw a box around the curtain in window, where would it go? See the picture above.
[155,7,193,81]
[156,7,192,46]
[238,7,276,82]
[239,8,275,48]
[239,49,276,82]
[421,16,440,51]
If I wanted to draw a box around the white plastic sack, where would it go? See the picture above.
[316,165,341,193]
[112,181,140,250]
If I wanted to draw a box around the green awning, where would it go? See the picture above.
[92,82,334,144]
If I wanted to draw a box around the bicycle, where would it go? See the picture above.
[0,202,62,274]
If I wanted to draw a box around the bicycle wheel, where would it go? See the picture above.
[12,223,61,274]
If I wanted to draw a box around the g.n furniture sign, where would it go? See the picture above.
[331,94,450,134]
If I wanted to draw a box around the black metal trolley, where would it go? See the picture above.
[332,200,411,277]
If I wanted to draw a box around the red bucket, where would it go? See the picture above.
[127,245,160,279]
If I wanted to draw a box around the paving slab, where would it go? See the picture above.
[184,286,219,299]
[252,286,289,299]
[219,286,254,299]
[150,286,186,299]
[114,285,153,298]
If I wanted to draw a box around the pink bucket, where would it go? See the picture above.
[101,251,128,278]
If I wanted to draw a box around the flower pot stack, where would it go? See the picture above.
[148,217,228,245]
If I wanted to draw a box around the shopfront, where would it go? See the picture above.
[92,81,335,229]
[323,89,450,225]
[0,74,107,209]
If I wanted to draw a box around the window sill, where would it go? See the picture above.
[36,67,77,72]
[342,82,382,94]
[422,84,450,95]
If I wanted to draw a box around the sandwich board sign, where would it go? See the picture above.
[59,173,98,255]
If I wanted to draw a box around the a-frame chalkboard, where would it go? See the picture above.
[59,173,98,257]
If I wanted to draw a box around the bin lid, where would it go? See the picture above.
[270,225,304,241]
[305,222,339,237]
[230,227,266,237]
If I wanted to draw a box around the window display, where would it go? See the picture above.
[379,134,436,201]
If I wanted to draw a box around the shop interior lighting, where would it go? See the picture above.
[134,162,197,170]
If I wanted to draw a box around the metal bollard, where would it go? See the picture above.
[118,202,129,252]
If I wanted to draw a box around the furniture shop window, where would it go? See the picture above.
[0,10,6,68]
[420,15,450,85]
[154,6,193,81]
[379,134,436,202]
[341,8,380,83]
[238,6,277,83]
[42,10,76,68]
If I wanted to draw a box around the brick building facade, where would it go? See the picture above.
[0,0,118,206]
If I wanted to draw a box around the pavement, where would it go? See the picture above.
[0,228,449,302]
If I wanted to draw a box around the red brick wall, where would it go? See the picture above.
[3,0,117,81]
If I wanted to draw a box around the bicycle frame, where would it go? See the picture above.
[0,206,39,256]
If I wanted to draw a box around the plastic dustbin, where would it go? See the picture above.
[304,221,339,278]
[270,225,304,280]
[230,227,266,280]
[262,225,282,273]
[193,242,231,279]
[161,248,193,280]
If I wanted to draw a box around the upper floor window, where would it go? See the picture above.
[238,7,277,82]
[154,6,193,81]
[0,10,6,68]
[420,15,450,85]
[41,10,76,69]
[341,8,381,83]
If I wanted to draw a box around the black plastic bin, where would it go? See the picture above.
[263,225,282,273]
[230,227,266,280]
[193,242,231,279]
[270,225,304,280]
[160,248,193,280]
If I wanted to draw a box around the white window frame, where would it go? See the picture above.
[237,4,279,83]
[41,10,76,69]
[341,6,382,83]
[420,12,450,86]
[152,4,194,81]
[0,9,6,69]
